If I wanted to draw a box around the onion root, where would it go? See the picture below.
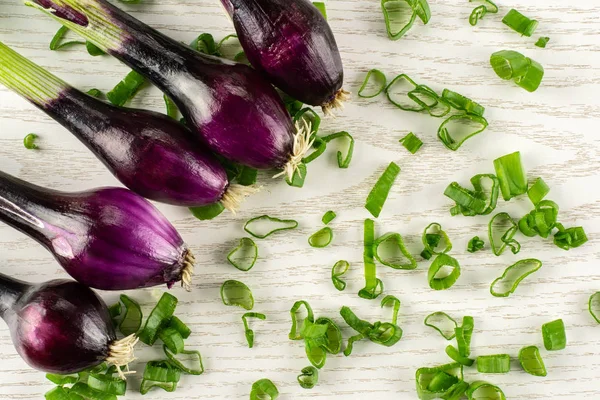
[221,184,259,214]
[274,119,314,181]
[106,334,138,379]
[181,250,196,292]
[322,89,351,116]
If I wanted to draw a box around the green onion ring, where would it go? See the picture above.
[518,346,547,377]
[399,132,424,154]
[289,300,315,340]
[488,212,520,256]
[358,69,387,98]
[424,311,457,340]
[466,381,506,400]
[158,327,184,355]
[23,133,39,150]
[456,316,474,357]
[527,177,550,205]
[476,354,511,373]
[331,260,350,291]
[308,227,333,248]
[365,162,401,218]
[220,280,254,310]
[381,1,418,41]
[502,9,538,37]
[422,223,452,259]
[445,345,474,366]
[444,182,487,215]
[542,319,566,351]
[315,317,343,354]
[87,373,126,395]
[321,131,355,168]
[535,37,550,48]
[490,259,542,297]
[359,219,384,300]
[381,295,401,325]
[470,174,500,215]
[297,366,319,389]
[167,316,191,339]
[467,236,485,253]
[244,215,299,239]
[286,163,308,188]
[242,312,266,348]
[227,237,258,271]
[138,292,178,345]
[322,210,337,225]
[441,89,485,117]
[469,5,487,26]
[428,254,461,290]
[374,232,417,270]
[163,346,204,375]
[250,379,279,400]
[589,292,600,324]
[415,362,465,399]
[385,74,423,111]
[438,114,488,151]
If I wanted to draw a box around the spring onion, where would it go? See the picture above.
[444,182,487,214]
[308,227,334,248]
[519,346,547,377]
[164,346,204,375]
[315,317,343,354]
[322,211,337,225]
[108,302,122,324]
[424,312,457,340]
[244,215,299,239]
[358,69,387,98]
[118,294,142,336]
[321,131,355,169]
[140,361,180,394]
[399,132,424,154]
[227,238,258,271]
[438,114,488,151]
[250,379,279,400]
[441,89,485,117]
[421,223,452,260]
[242,312,266,348]
[490,51,545,92]
[23,133,39,150]
[527,177,550,205]
[106,70,146,107]
[374,232,417,270]
[428,254,461,290]
[445,345,474,366]
[331,260,350,291]
[488,212,521,256]
[365,162,401,218]
[451,174,500,217]
[415,362,466,400]
[466,381,506,400]
[467,236,485,253]
[70,382,117,399]
[554,225,588,250]
[359,219,384,300]
[220,280,254,310]
[490,259,543,298]
[542,319,566,351]
[535,37,550,48]
[589,292,600,324]
[138,292,178,345]
[476,354,511,373]
[381,1,419,41]
[502,9,538,37]
[381,295,401,325]
[456,316,474,357]
[297,366,319,389]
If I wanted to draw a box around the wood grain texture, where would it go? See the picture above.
[0,0,599,398]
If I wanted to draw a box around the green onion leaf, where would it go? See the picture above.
[44,386,83,400]
[490,259,542,298]
[519,346,547,377]
[289,300,314,340]
[322,210,337,225]
[399,132,423,154]
[515,58,545,92]
[374,232,417,270]
[50,26,85,50]
[527,177,550,205]
[138,292,178,345]
[445,345,474,366]
[470,0,498,12]
[466,381,506,400]
[554,225,588,250]
[244,215,299,239]
[428,254,461,290]
[87,373,126,395]
[191,33,218,55]
[86,88,103,98]
[488,212,521,256]
[476,354,511,373]
[589,292,600,324]
[250,379,279,400]
[441,89,485,117]
[85,42,105,56]
[407,0,431,24]
[158,327,184,354]
[286,162,308,187]
[282,93,304,118]
[542,319,566,351]
[424,311,457,340]
[308,227,333,248]
[502,9,538,37]
[140,361,180,394]
[297,366,319,389]
[490,50,531,80]
[358,69,387,98]
[340,306,402,355]
[421,223,452,259]
[381,1,418,41]
[242,312,266,348]
[456,316,474,357]
[220,280,254,310]
[467,236,485,253]
[315,317,342,354]
[416,362,465,399]
[365,162,401,218]
[321,131,355,168]
[118,294,142,336]
[163,94,179,119]
[227,237,258,271]
[331,260,350,291]
[444,182,487,214]
[106,70,146,107]
[381,295,401,325]
[438,114,488,151]
[359,219,384,300]
[236,166,258,186]
[23,133,39,150]
[46,373,79,386]
[313,2,327,19]
[535,37,550,48]
[189,203,225,221]
[469,5,487,26]
[70,383,116,400]
[385,74,423,111]
[493,151,527,200]
[409,85,450,117]
[167,316,191,339]
[164,346,204,375]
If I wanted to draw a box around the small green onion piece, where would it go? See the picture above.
[365,162,401,218]
[304,338,327,369]
[368,321,403,347]
[467,236,485,253]
[519,199,559,238]
[118,294,142,336]
[490,259,542,297]
[108,302,122,321]
[140,361,180,394]
[106,70,146,107]
[515,58,545,92]
[158,327,184,354]
[294,107,321,136]
[44,386,82,400]
[444,182,487,214]
[191,33,218,55]
[415,362,465,399]
[421,223,452,260]
[385,74,423,111]
[466,381,506,400]
[408,0,432,24]
[163,94,179,119]
[456,316,474,357]
[527,177,550,205]
[340,306,402,355]
[424,311,457,340]
[46,373,79,385]
[358,69,387,98]
[331,260,350,291]
[502,9,538,37]
[23,133,39,150]
[381,295,401,325]
[242,312,266,348]
[445,345,474,366]
[476,354,511,373]
[441,89,485,117]
[85,41,105,56]
[488,212,521,256]
[87,373,126,395]
[220,280,254,310]
[286,162,308,187]
[70,383,116,400]
[244,215,299,239]
[421,234,440,259]
[167,316,191,339]
[227,237,258,271]
[399,132,423,154]
[470,174,500,215]
[297,366,319,389]
[189,203,225,221]
[542,319,566,351]
[469,5,487,26]
[470,0,498,12]
[312,2,327,19]
[589,292,600,324]
[359,219,384,300]
[490,50,531,80]
[409,85,451,117]
[250,379,279,400]
[438,114,488,151]
[339,306,373,356]
[138,292,178,345]
[50,26,85,50]
[140,380,177,395]
[381,1,418,41]
[282,93,304,118]
[289,300,315,340]
[164,346,204,375]
[535,37,550,48]
[321,131,354,168]
[519,346,547,377]
[428,254,461,290]
[554,226,588,250]
[86,88,103,98]
[308,227,333,248]
[315,317,343,354]
[322,210,337,225]
[236,166,258,186]
[374,232,417,270]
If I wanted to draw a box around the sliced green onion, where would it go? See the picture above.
[189,203,225,221]
[220,280,254,310]
[470,0,498,12]
[385,74,423,111]
[470,174,500,215]
[87,373,126,395]
[167,316,191,339]
[519,200,559,238]
[140,380,177,395]
[158,327,184,354]
[118,294,142,336]
[374,232,417,270]
[368,321,403,347]
[445,345,474,366]
[340,306,402,355]
[438,114,488,151]
[305,337,327,369]
[244,215,299,239]
[282,93,304,118]
[515,58,545,92]
[164,346,204,375]
[466,381,506,400]
[44,386,81,400]
[476,354,511,373]
[140,361,180,394]
[469,5,487,26]
[408,0,431,24]
[286,162,307,188]
[227,237,258,271]
[421,223,452,259]
[237,166,258,186]
[23,133,39,150]
[502,9,538,37]
[416,362,465,400]
[490,259,542,297]
[191,33,218,55]
[467,236,485,253]
[86,88,103,98]
[456,316,474,357]
[322,211,337,225]
[313,2,327,19]
[399,132,423,154]
[358,69,387,98]
[242,312,266,348]
[70,382,116,400]
[527,177,550,205]
[441,89,485,117]
[421,234,440,259]
[250,379,279,400]
[381,295,401,325]
[554,225,588,250]
[542,319,566,351]
[589,292,600,324]
[50,26,85,50]
[428,254,461,290]
[108,302,122,321]
[359,219,384,300]
[138,292,178,345]
[315,317,343,354]
[321,131,355,168]
[519,346,547,377]
[535,37,550,48]
[490,50,530,80]
[381,1,418,41]
[85,41,105,56]
[297,366,319,389]
[488,212,520,256]
[106,70,146,107]
[46,373,79,385]
[444,182,487,214]
[289,300,314,340]
[410,85,451,117]
[163,94,179,119]
[308,227,333,248]
[424,311,457,340]
[365,162,401,218]
[331,260,350,291]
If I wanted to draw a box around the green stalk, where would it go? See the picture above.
[0,42,67,105]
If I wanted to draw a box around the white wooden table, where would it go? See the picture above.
[1,0,599,398]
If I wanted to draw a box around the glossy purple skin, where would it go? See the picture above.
[41,88,228,207]
[223,0,344,107]
[0,275,115,374]
[0,171,188,290]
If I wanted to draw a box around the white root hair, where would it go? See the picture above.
[106,334,139,379]
[322,89,351,117]
[220,184,260,214]
[273,118,314,181]
[181,250,196,292]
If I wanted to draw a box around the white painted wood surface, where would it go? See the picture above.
[0,0,599,398]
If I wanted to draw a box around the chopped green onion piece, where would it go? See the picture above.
[44,386,83,400]
[470,0,498,12]
[85,41,105,56]
[23,133,39,150]
[515,58,545,92]
[469,174,500,215]
[519,346,547,376]
[46,372,79,386]
[322,210,337,225]
[444,182,487,214]
[445,345,474,366]
[303,136,327,165]
[164,346,204,375]
[589,292,600,324]
[421,233,440,259]
[438,114,488,151]
[138,292,178,345]
[381,295,401,325]
[163,94,179,119]
[542,319,566,351]
[428,254,461,290]
[297,366,319,389]
[466,381,506,400]
[535,37,550,48]
[385,74,423,111]
[216,34,243,60]
[488,212,521,256]
[305,336,327,369]
[421,223,452,260]
[87,373,126,395]
[313,2,327,19]
[220,280,254,310]
[381,1,418,41]
[490,259,542,297]
[244,215,299,239]
[374,232,417,270]
[286,162,307,187]
[308,227,333,248]
[554,226,588,250]
[158,327,184,354]
[490,50,531,80]
[469,5,487,26]
[70,383,116,400]
[340,306,402,356]
[86,88,103,98]
[242,312,266,348]
[191,33,218,55]
[441,89,486,117]
[365,162,400,218]
[50,26,85,50]
[118,294,142,336]
[455,316,474,357]
[467,236,485,253]
[321,131,354,168]
[167,316,191,339]
[519,200,559,238]
[476,354,511,373]
[227,237,258,271]
[140,380,177,395]
[408,0,431,24]
[331,260,350,291]
[189,203,225,221]
[416,362,465,400]
[282,93,304,118]
[289,300,314,340]
[527,177,550,205]
[358,69,387,98]
[106,70,146,107]
[359,219,384,300]
[250,379,279,400]
[502,9,538,37]
[399,132,423,154]
[315,317,343,354]
[140,361,180,394]
[409,85,451,117]
[237,166,258,186]
[424,311,457,340]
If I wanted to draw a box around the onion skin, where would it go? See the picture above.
[0,171,191,290]
[0,275,116,374]
[223,0,345,108]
